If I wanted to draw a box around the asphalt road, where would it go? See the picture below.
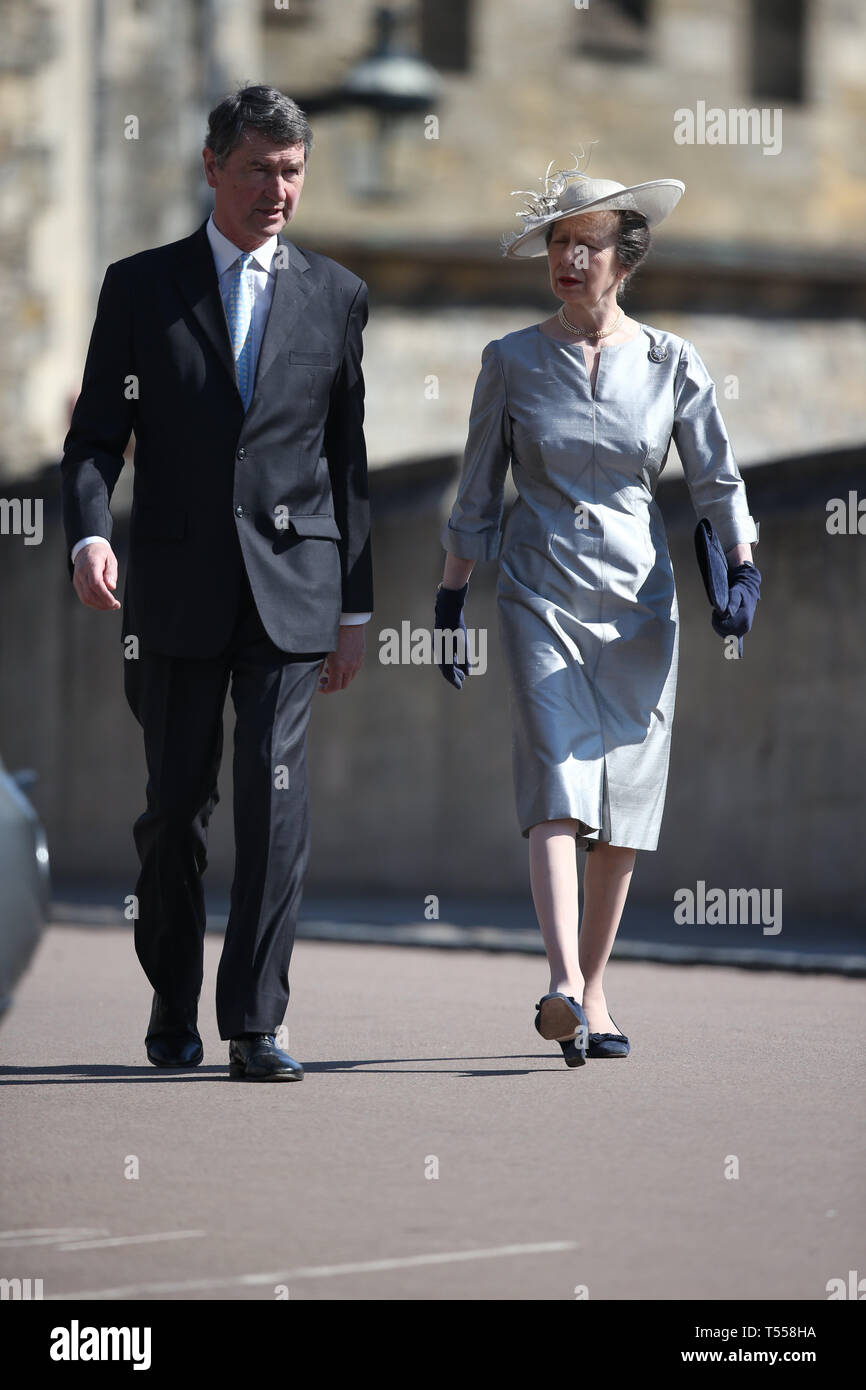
[1,924,863,1301]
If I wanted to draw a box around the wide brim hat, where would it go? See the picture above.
[501,166,685,258]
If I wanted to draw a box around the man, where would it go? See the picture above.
[60,85,373,1081]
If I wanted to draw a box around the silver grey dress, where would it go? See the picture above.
[441,323,758,851]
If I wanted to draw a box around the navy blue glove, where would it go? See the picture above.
[434,582,469,689]
[711,562,761,654]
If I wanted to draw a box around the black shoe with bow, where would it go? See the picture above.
[586,1018,630,1058]
[145,993,203,1068]
[228,1033,304,1082]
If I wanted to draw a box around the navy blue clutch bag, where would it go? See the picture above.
[694,518,762,658]
[694,517,730,613]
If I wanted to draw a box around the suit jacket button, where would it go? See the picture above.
[237,447,246,460]
[235,505,244,517]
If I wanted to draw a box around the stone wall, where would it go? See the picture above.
[4,0,865,480]
[267,0,866,254]
[0,444,862,924]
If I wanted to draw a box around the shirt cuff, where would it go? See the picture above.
[339,611,371,626]
[71,535,108,563]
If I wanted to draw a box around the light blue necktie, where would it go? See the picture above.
[227,251,254,410]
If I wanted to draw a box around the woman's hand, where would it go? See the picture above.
[434,582,470,689]
[711,562,761,640]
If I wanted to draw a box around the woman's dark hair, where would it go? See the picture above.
[545,210,651,299]
[205,84,313,167]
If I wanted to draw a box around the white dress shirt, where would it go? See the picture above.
[72,211,370,627]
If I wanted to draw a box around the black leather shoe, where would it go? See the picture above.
[587,1017,630,1059]
[228,1033,304,1082]
[534,993,589,1068]
[145,993,203,1068]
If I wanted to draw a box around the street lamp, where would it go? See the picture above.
[298,6,442,200]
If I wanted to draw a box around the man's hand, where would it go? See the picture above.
[72,541,121,611]
[318,623,365,694]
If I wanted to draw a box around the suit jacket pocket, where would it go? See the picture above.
[289,351,331,367]
[133,504,187,540]
[289,514,342,539]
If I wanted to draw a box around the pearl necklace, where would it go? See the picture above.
[557,304,624,339]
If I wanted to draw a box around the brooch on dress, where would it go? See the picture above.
[648,344,668,362]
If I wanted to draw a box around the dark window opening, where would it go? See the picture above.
[419,0,473,73]
[577,0,653,64]
[750,0,807,102]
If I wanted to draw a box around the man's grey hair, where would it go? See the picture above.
[205,84,313,167]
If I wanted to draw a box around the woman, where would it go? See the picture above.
[435,162,761,1067]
